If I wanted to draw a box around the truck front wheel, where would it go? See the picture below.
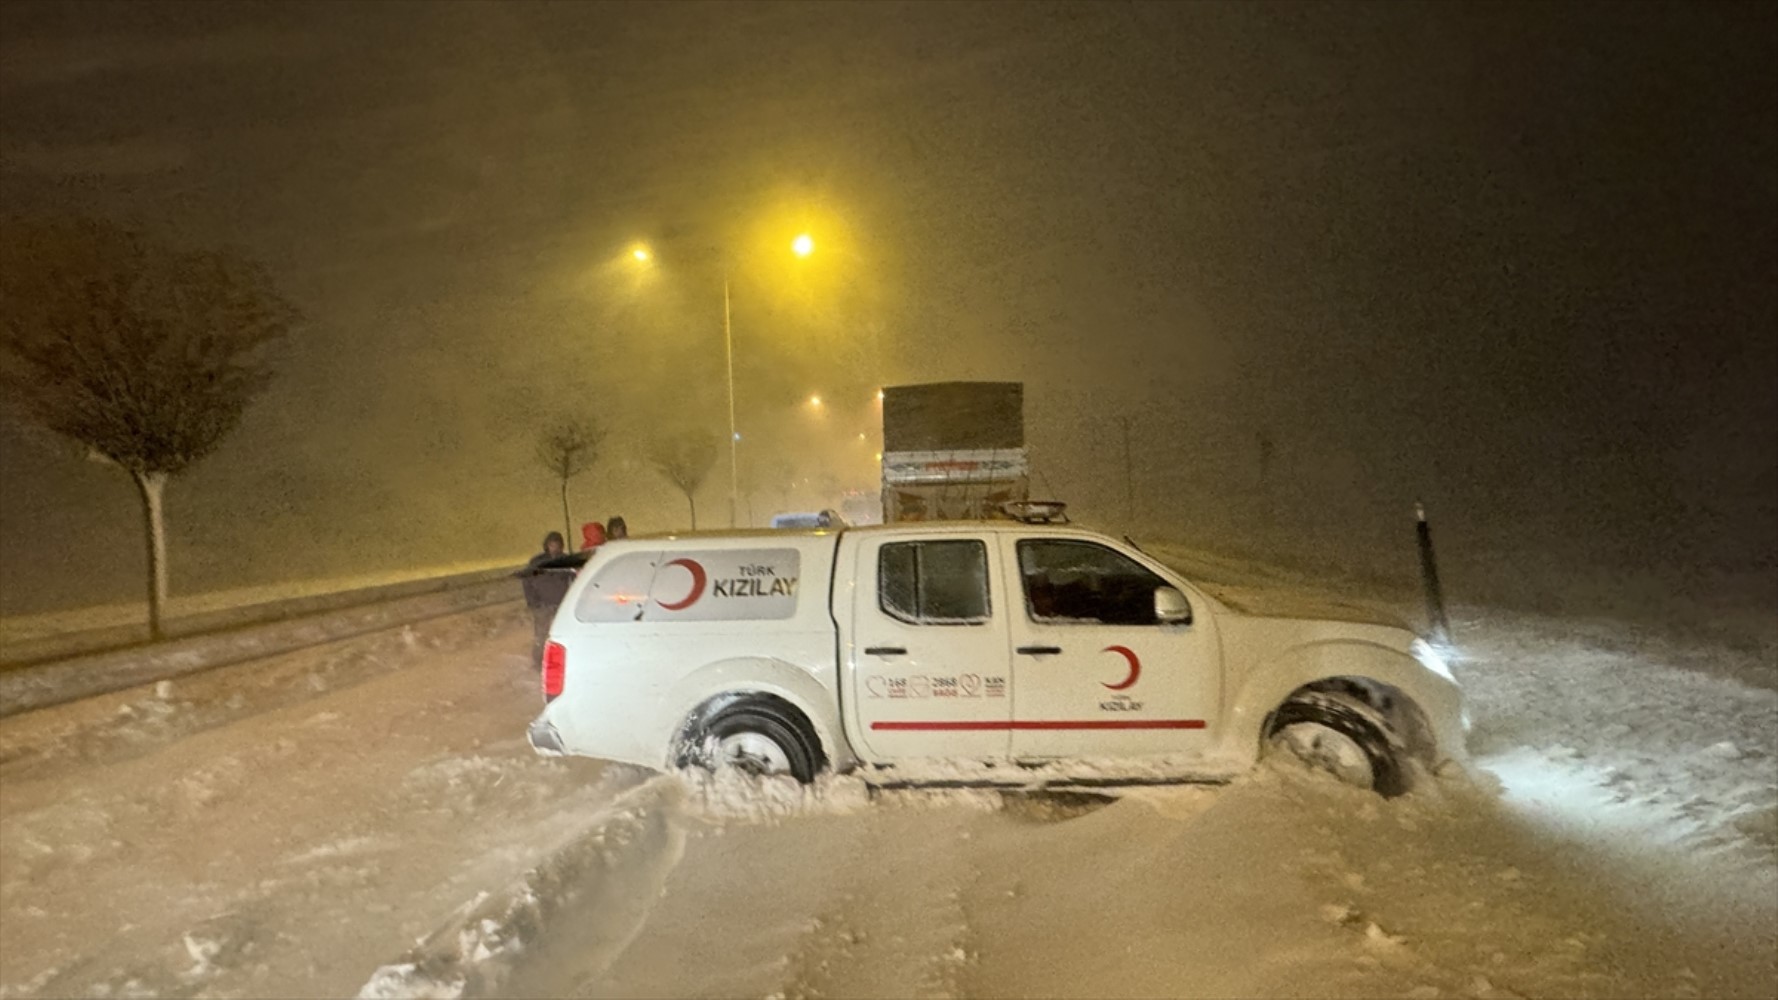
[1265,692,1406,797]
[685,699,824,784]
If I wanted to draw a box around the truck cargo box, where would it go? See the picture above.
[880,382,1028,522]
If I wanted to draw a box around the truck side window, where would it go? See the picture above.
[1017,539,1168,626]
[879,540,991,625]
[573,551,662,623]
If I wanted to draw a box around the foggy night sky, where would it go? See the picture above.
[1,1,1774,620]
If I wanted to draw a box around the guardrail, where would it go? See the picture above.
[0,570,525,719]
[1,565,523,668]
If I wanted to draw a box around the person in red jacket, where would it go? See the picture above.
[580,521,607,551]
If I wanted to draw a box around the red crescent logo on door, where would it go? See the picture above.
[1101,645,1141,690]
[657,558,707,611]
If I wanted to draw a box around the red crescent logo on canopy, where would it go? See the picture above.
[1101,645,1141,690]
[657,558,707,611]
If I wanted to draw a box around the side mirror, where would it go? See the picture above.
[1154,586,1192,625]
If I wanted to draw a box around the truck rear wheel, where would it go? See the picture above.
[690,699,823,784]
[1266,692,1406,797]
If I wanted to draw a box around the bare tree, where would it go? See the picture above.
[649,426,718,529]
[0,218,298,639]
[535,418,603,547]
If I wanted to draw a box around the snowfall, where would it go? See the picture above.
[0,546,1773,999]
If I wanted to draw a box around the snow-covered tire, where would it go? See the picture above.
[682,698,824,784]
[1266,693,1406,797]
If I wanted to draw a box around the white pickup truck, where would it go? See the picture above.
[527,522,1466,795]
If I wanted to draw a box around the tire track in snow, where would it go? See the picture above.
[731,785,993,1000]
[360,775,690,999]
[543,777,1005,1000]
[765,859,981,1000]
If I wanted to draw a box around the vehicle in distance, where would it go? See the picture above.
[527,522,1465,796]
[769,510,844,529]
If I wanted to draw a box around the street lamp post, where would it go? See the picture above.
[634,232,815,529]
[723,272,738,529]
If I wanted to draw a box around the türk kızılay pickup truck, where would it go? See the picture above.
[526,522,1467,795]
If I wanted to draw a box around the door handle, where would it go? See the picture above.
[1016,645,1063,656]
[864,646,907,657]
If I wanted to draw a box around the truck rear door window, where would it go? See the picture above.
[879,540,991,625]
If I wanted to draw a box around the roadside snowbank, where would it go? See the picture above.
[1454,610,1777,858]
[0,608,622,999]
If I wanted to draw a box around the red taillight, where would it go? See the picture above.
[542,641,566,699]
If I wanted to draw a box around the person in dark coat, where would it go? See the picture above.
[520,531,574,668]
[529,530,566,568]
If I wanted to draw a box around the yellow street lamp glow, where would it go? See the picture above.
[809,394,822,407]
[792,233,815,257]
[875,389,885,401]
[632,247,650,262]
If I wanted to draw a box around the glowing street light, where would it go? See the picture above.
[632,247,651,262]
[808,394,823,407]
[792,233,815,258]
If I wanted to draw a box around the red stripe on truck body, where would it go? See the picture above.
[870,719,1205,731]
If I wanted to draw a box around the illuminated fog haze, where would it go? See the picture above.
[1,2,1772,625]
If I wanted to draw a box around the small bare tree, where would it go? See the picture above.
[535,418,603,547]
[0,218,298,639]
[649,426,718,529]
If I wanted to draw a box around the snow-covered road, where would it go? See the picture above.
[2,558,1774,999]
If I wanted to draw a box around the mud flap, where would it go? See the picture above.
[526,715,565,756]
